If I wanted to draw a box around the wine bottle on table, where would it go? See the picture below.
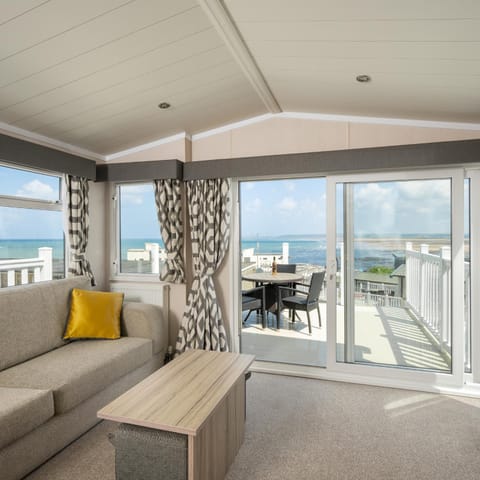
[272,256,277,275]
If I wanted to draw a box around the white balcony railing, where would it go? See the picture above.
[355,292,404,308]
[405,242,462,356]
[0,247,53,287]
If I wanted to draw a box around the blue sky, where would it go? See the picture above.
[0,165,467,239]
[241,178,457,238]
[0,165,62,239]
[0,166,60,200]
[241,178,327,238]
[351,179,452,236]
[119,183,161,239]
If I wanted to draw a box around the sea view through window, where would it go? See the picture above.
[0,165,64,286]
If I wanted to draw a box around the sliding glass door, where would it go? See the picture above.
[235,168,467,388]
[326,169,465,387]
[238,177,327,367]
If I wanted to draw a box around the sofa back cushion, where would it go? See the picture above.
[0,276,91,371]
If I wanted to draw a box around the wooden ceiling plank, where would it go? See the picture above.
[5,46,235,128]
[0,0,133,59]
[32,66,246,137]
[225,0,480,22]
[0,0,50,27]
[6,29,224,128]
[0,6,209,89]
[237,19,480,43]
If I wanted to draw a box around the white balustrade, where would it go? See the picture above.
[405,242,457,354]
[146,242,160,274]
[355,292,404,308]
[0,247,53,288]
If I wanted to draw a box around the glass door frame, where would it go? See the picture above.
[326,168,466,389]
[466,169,480,385]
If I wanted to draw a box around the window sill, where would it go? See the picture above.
[110,274,165,284]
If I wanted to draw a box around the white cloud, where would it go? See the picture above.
[284,181,296,192]
[245,197,262,214]
[354,183,396,234]
[278,196,297,211]
[356,183,392,206]
[121,184,151,206]
[397,179,449,202]
[122,194,143,205]
[17,180,56,201]
[353,179,451,235]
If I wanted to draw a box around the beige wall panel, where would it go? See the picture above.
[192,131,232,161]
[349,123,480,149]
[109,139,187,163]
[185,137,192,163]
[412,127,480,144]
[87,181,107,290]
[230,117,348,158]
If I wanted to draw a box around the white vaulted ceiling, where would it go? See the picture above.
[0,0,479,157]
[0,0,266,155]
[225,0,480,123]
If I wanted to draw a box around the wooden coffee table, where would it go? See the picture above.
[98,349,255,480]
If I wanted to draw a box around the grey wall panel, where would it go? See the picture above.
[183,139,480,180]
[0,134,96,179]
[96,160,183,182]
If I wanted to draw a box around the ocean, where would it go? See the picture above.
[0,239,65,260]
[0,238,164,261]
[0,236,454,273]
[241,239,395,271]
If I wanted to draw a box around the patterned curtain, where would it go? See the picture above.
[153,179,185,283]
[65,175,95,286]
[176,178,231,354]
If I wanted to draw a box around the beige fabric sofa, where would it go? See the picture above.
[0,276,168,480]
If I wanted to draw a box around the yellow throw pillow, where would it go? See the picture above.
[64,289,124,340]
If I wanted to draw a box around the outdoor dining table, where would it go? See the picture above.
[242,272,303,328]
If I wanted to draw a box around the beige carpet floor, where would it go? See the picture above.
[25,373,480,480]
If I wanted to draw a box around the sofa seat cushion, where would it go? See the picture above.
[0,387,54,450]
[0,337,153,414]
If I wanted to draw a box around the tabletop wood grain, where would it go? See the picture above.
[97,349,255,436]
[242,272,303,283]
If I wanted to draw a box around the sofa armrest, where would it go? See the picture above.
[121,303,168,355]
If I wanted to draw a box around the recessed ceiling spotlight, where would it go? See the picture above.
[158,102,171,109]
[356,74,371,83]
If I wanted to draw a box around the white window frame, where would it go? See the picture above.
[0,162,63,212]
[466,169,480,385]
[110,181,163,281]
[0,162,65,282]
[326,168,465,390]
[233,167,475,394]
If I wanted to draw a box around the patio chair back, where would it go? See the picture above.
[277,263,296,273]
[307,271,326,304]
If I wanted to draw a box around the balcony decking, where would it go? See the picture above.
[241,302,450,371]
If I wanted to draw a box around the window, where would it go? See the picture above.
[0,164,64,287]
[115,183,164,275]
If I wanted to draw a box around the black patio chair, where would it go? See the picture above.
[278,271,325,334]
[273,263,298,325]
[242,285,266,328]
[277,264,296,274]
